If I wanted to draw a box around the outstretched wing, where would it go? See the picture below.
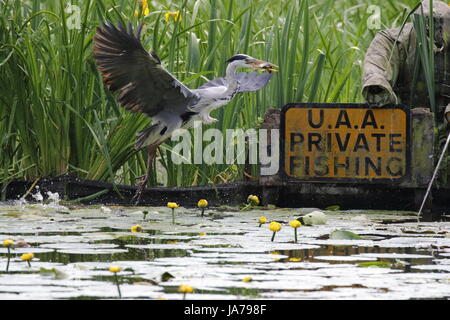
[198,71,273,92]
[93,22,199,117]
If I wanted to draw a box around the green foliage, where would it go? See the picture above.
[0,0,418,191]
[357,261,393,268]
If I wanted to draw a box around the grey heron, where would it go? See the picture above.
[93,21,277,204]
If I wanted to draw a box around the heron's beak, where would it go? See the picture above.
[249,59,278,72]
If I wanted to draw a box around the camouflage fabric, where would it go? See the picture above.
[362,1,450,122]
[446,104,450,122]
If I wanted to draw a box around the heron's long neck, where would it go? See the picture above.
[224,63,239,95]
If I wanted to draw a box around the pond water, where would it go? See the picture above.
[0,197,449,300]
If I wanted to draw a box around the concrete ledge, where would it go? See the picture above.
[2,176,449,219]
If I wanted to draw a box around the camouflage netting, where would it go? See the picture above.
[362,0,449,120]
[362,0,450,186]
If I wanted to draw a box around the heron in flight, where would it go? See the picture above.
[93,22,277,204]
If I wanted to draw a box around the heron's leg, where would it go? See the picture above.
[200,112,218,124]
[132,145,158,205]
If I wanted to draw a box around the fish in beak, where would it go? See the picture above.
[248,58,278,72]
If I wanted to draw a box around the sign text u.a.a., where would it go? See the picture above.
[281,104,411,182]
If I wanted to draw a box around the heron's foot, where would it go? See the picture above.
[131,177,148,205]
[135,174,147,184]
[202,115,218,125]
[131,187,144,206]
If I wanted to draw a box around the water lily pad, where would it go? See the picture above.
[298,211,328,225]
[329,230,362,240]
[358,261,393,268]
[313,256,377,262]
[56,248,128,255]
[1,203,450,299]
[39,267,69,279]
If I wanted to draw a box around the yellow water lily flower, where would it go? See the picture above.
[167,202,180,209]
[269,221,281,232]
[21,253,34,261]
[4,239,14,272]
[258,216,267,227]
[197,199,208,208]
[198,232,207,236]
[289,220,301,228]
[242,276,253,282]
[178,284,193,293]
[168,202,179,224]
[165,11,182,22]
[289,220,301,243]
[288,257,302,262]
[3,239,13,247]
[109,266,123,273]
[198,199,208,217]
[21,252,34,267]
[109,266,123,298]
[269,222,281,242]
[131,224,143,233]
[247,195,260,206]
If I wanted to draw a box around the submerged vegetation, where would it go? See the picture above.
[0,0,419,194]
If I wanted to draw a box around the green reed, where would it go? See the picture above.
[0,0,419,192]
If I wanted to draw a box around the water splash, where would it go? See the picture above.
[13,196,28,208]
[31,186,44,203]
[45,191,67,210]
[100,206,112,213]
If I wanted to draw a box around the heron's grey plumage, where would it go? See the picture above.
[199,72,273,92]
[93,21,199,118]
[93,22,275,151]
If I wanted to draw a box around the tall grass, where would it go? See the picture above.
[0,0,419,194]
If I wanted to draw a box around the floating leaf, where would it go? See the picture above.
[39,267,69,279]
[329,230,362,240]
[298,211,327,225]
[358,261,392,268]
[161,272,175,282]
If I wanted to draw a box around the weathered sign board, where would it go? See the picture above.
[281,104,411,183]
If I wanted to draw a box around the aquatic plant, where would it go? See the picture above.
[197,199,208,217]
[241,194,260,211]
[167,202,180,224]
[258,216,267,227]
[21,253,34,268]
[269,221,281,242]
[289,220,301,243]
[178,284,193,300]
[108,266,123,299]
[3,239,13,272]
[131,224,143,233]
[248,195,260,206]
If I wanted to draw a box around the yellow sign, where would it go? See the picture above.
[282,104,410,182]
